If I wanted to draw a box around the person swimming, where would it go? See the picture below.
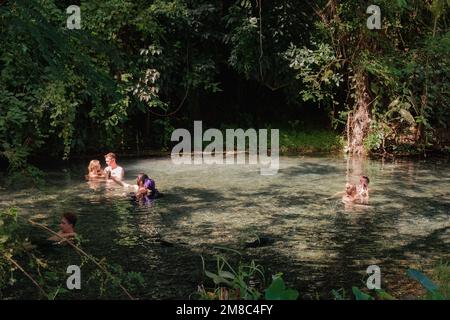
[47,213,77,244]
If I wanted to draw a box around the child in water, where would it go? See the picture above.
[342,183,357,204]
[48,213,77,243]
[86,160,105,180]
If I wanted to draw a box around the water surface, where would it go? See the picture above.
[1,155,449,299]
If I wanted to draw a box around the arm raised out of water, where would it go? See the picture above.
[325,191,345,200]
[109,177,139,191]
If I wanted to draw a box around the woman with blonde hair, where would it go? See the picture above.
[86,160,105,180]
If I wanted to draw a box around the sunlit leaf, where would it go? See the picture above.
[352,287,374,300]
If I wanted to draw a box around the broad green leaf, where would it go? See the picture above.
[205,270,232,286]
[352,287,374,300]
[283,289,300,300]
[376,290,397,300]
[218,270,236,280]
[407,269,439,293]
[265,276,299,300]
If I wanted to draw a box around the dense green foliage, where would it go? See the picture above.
[197,251,448,300]
[285,0,450,154]
[0,0,449,172]
[198,249,299,300]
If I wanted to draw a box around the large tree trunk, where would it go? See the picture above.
[347,70,372,156]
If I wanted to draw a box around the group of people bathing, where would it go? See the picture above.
[48,153,370,244]
[339,175,370,205]
[86,152,161,204]
[48,152,161,244]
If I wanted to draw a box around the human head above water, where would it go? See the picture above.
[104,152,117,168]
[136,173,150,186]
[60,213,77,233]
[88,160,101,173]
[360,175,370,186]
[345,182,356,195]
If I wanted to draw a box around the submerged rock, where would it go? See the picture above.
[155,238,189,247]
[244,236,276,248]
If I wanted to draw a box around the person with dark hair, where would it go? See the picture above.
[104,152,124,182]
[357,175,370,204]
[361,176,370,185]
[48,213,77,243]
[134,173,161,205]
[342,182,357,204]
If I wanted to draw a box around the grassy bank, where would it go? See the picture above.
[279,129,344,154]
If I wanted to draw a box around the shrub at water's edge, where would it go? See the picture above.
[280,129,344,154]
[196,251,449,300]
[0,208,144,300]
